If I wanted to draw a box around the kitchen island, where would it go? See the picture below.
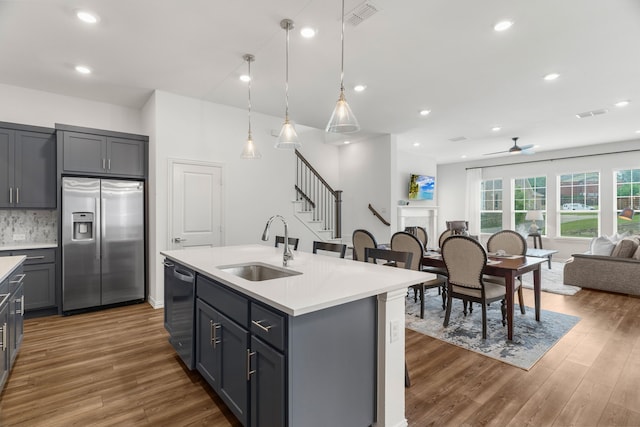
[161,244,430,427]
[0,255,26,394]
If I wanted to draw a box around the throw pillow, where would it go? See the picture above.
[608,231,631,243]
[590,236,615,256]
[611,237,639,258]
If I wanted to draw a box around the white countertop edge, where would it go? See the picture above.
[0,255,27,283]
[0,243,58,251]
[161,245,431,316]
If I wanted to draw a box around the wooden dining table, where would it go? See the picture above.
[422,252,547,340]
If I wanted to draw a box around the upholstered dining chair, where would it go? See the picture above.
[312,241,347,258]
[485,229,527,314]
[275,235,299,251]
[404,226,428,249]
[441,235,507,339]
[364,247,413,388]
[352,229,378,261]
[446,220,469,235]
[438,229,454,248]
[391,231,447,318]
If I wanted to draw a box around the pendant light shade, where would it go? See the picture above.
[241,54,261,159]
[326,0,360,133]
[276,19,301,149]
[619,207,635,220]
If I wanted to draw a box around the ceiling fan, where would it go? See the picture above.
[484,137,534,156]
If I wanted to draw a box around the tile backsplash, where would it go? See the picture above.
[0,210,57,244]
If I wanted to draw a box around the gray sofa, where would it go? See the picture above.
[564,235,640,295]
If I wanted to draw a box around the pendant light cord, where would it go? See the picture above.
[340,0,345,92]
[247,57,252,136]
[285,21,291,120]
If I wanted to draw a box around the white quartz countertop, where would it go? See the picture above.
[0,256,26,284]
[0,242,57,251]
[161,244,432,316]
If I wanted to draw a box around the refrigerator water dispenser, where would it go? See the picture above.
[72,212,94,240]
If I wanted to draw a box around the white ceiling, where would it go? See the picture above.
[1,0,639,164]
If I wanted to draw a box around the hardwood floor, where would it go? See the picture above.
[1,288,640,426]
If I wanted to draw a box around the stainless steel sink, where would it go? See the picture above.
[217,262,301,281]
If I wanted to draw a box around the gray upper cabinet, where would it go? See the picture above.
[60,128,147,178]
[0,123,56,209]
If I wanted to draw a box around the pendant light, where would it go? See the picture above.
[326,0,360,133]
[240,54,261,159]
[276,19,301,149]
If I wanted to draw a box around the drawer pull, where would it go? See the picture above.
[247,349,256,381]
[0,322,6,351]
[251,319,273,333]
[26,256,46,260]
[10,274,26,285]
[163,261,174,267]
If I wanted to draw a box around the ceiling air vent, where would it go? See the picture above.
[346,2,379,26]
[575,109,608,118]
[448,136,467,142]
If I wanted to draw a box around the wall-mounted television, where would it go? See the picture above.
[408,174,435,200]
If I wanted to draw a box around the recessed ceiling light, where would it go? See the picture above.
[75,65,91,74]
[76,10,99,24]
[494,20,513,32]
[461,155,467,159]
[543,73,560,81]
[343,140,350,144]
[413,142,420,147]
[300,27,316,38]
[491,126,501,132]
[419,109,431,116]
[239,74,251,82]
[635,130,640,134]
[354,84,366,92]
[615,100,631,107]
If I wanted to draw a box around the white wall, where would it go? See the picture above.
[0,83,143,133]
[437,139,640,260]
[146,90,340,306]
[339,135,392,245]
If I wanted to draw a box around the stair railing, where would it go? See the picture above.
[368,203,390,226]
[295,149,342,239]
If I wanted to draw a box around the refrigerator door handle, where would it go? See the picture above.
[95,197,101,260]
[102,198,106,239]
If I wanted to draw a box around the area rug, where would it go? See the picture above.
[405,289,581,370]
[520,261,581,295]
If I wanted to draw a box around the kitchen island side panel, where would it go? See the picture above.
[288,296,376,427]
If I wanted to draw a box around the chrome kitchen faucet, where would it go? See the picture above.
[261,215,293,267]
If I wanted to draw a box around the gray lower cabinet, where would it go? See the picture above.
[60,130,146,177]
[0,292,9,391]
[0,124,56,209]
[0,262,25,394]
[9,277,24,366]
[0,249,56,313]
[186,273,375,427]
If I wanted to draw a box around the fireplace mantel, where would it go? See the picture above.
[397,205,438,248]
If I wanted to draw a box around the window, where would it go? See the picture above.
[480,179,502,233]
[616,168,640,233]
[513,176,546,233]
[559,172,599,238]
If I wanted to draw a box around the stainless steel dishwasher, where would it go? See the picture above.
[163,259,195,370]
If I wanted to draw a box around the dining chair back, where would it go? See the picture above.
[352,229,378,262]
[438,229,453,248]
[487,230,527,256]
[441,235,507,339]
[404,226,428,249]
[446,220,469,235]
[392,231,447,318]
[312,241,347,258]
[485,229,527,314]
[275,235,299,251]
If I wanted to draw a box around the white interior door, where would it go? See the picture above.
[170,160,223,249]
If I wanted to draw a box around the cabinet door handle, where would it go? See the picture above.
[26,256,46,260]
[16,187,19,204]
[247,349,256,381]
[102,158,106,170]
[251,319,273,333]
[210,321,221,348]
[17,295,24,316]
[9,187,12,204]
[10,274,26,285]
[0,322,6,351]
[108,159,111,170]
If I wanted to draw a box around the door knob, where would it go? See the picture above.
[174,237,187,243]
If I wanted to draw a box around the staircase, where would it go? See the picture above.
[293,149,342,242]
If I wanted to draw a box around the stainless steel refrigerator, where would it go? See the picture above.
[62,177,145,312]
